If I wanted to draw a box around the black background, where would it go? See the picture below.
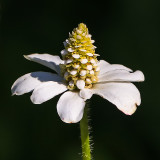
[1,0,160,160]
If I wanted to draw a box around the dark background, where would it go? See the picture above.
[1,0,160,160]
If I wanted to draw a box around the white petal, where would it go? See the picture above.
[80,70,87,76]
[93,63,98,67]
[24,54,64,75]
[79,49,86,52]
[61,49,68,56]
[11,72,63,95]
[68,48,74,52]
[87,65,92,70]
[86,53,93,56]
[65,59,73,64]
[76,29,82,34]
[76,80,85,89]
[73,64,80,69]
[86,34,92,38]
[90,59,96,64]
[70,38,76,41]
[75,45,81,48]
[86,78,92,84]
[63,41,67,47]
[70,70,77,75]
[72,31,76,35]
[31,81,67,104]
[98,70,144,82]
[57,91,85,123]
[94,54,100,56]
[79,89,93,100]
[77,35,82,39]
[98,60,132,75]
[81,59,88,64]
[81,41,87,44]
[66,39,70,43]
[91,40,95,43]
[92,46,97,49]
[69,80,74,86]
[63,39,70,47]
[89,70,94,75]
[95,66,100,71]
[72,54,80,59]
[92,82,141,115]
[64,71,69,78]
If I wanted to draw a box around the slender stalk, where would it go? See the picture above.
[80,106,91,160]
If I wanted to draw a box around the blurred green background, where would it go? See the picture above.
[1,0,160,159]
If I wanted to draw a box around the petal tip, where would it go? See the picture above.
[59,114,81,123]
[62,120,74,124]
[11,91,20,96]
[123,103,138,115]
[23,55,30,60]
[23,54,39,60]
[61,118,79,124]
[11,92,16,96]
[30,96,41,104]
[136,70,145,82]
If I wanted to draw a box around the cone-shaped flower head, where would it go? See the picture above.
[61,23,99,90]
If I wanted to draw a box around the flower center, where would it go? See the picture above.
[61,23,99,90]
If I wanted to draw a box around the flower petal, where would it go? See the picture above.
[24,54,64,74]
[98,60,132,75]
[57,91,85,123]
[31,81,67,104]
[11,72,63,95]
[98,70,144,82]
[92,82,141,115]
[79,89,93,100]
[76,80,85,89]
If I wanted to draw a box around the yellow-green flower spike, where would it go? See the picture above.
[61,23,99,90]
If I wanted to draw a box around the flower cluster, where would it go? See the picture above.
[61,23,99,90]
[11,23,144,123]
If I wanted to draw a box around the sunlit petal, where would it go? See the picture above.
[57,91,85,123]
[11,72,63,95]
[24,54,64,74]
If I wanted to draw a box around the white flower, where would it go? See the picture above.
[11,23,144,124]
[11,54,144,123]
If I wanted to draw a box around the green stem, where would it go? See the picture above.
[80,105,91,160]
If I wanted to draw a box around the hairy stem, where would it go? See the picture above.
[80,106,91,160]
